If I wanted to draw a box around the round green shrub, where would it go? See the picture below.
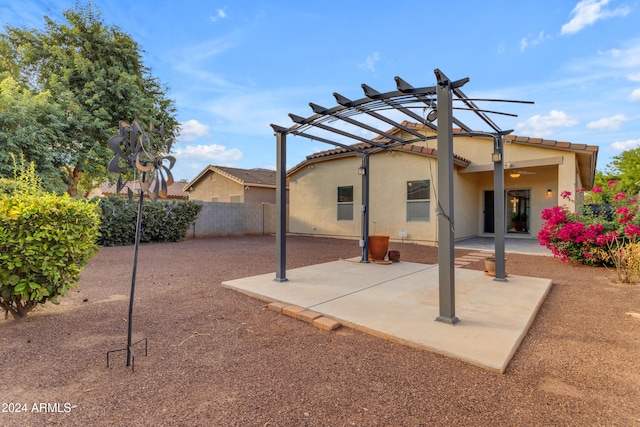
[0,193,101,318]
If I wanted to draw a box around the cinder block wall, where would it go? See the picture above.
[187,202,287,238]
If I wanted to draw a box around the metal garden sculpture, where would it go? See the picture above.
[106,120,176,370]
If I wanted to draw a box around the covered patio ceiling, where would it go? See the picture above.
[270,68,533,325]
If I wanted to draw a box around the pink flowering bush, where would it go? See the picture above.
[538,180,640,266]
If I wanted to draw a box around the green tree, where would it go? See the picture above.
[597,148,640,196]
[0,3,178,196]
[0,74,68,193]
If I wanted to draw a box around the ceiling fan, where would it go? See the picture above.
[509,170,536,178]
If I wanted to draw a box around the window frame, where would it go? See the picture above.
[337,185,354,221]
[406,179,430,222]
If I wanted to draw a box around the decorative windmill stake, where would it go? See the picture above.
[106,120,176,371]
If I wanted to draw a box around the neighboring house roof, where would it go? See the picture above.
[288,121,599,187]
[184,166,280,192]
[96,180,188,198]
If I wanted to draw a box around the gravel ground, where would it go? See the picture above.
[0,235,639,426]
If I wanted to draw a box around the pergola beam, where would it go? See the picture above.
[309,102,408,146]
[362,83,439,132]
[334,92,429,140]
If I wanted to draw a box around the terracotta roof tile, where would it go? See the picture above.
[98,181,188,198]
[213,166,277,186]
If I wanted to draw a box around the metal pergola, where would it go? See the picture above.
[270,68,532,324]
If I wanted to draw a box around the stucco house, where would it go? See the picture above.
[286,121,598,246]
[184,165,285,203]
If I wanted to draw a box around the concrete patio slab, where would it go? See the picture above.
[222,259,552,373]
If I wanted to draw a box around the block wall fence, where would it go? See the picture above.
[187,201,288,238]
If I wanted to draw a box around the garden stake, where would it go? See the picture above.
[105,120,176,371]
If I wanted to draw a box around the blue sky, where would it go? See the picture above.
[1,0,639,181]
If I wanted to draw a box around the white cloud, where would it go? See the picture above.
[497,42,505,55]
[629,73,640,82]
[629,88,640,101]
[359,52,380,73]
[561,0,630,35]
[179,119,210,142]
[519,31,551,52]
[210,8,227,23]
[519,38,528,52]
[611,139,640,151]
[586,114,630,130]
[174,144,242,163]
[516,110,578,137]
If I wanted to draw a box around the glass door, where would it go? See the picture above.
[507,189,530,234]
[483,189,531,234]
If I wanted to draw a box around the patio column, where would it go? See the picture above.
[493,135,507,281]
[274,131,287,282]
[435,72,459,325]
[360,154,370,263]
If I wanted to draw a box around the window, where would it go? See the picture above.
[230,195,242,203]
[337,186,354,220]
[407,180,430,221]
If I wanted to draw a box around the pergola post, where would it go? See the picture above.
[493,135,507,281]
[360,154,370,263]
[435,72,459,325]
[274,131,288,282]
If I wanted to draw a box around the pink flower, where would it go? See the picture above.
[616,206,634,223]
[576,188,585,194]
[592,186,603,194]
[608,180,618,187]
[625,224,640,238]
[561,190,572,200]
[613,192,627,202]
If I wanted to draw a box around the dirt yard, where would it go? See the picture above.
[1,235,639,426]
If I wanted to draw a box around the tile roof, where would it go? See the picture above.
[184,165,281,192]
[395,121,598,153]
[212,166,277,186]
[98,180,188,198]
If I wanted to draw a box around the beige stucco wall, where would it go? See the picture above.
[188,170,245,202]
[289,133,584,244]
[187,171,278,204]
[244,186,277,204]
[289,152,446,245]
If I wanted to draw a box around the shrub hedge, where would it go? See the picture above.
[96,196,202,246]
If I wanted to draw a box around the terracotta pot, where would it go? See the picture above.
[368,235,389,261]
[484,257,506,276]
[485,257,496,275]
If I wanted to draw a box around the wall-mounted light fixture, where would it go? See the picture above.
[357,166,366,176]
[547,189,553,196]
[510,172,521,178]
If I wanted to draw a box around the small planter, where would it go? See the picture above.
[368,235,389,261]
[484,257,506,276]
[388,250,400,262]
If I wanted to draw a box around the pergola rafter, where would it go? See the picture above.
[271,68,533,324]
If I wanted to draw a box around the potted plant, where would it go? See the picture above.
[512,212,527,232]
